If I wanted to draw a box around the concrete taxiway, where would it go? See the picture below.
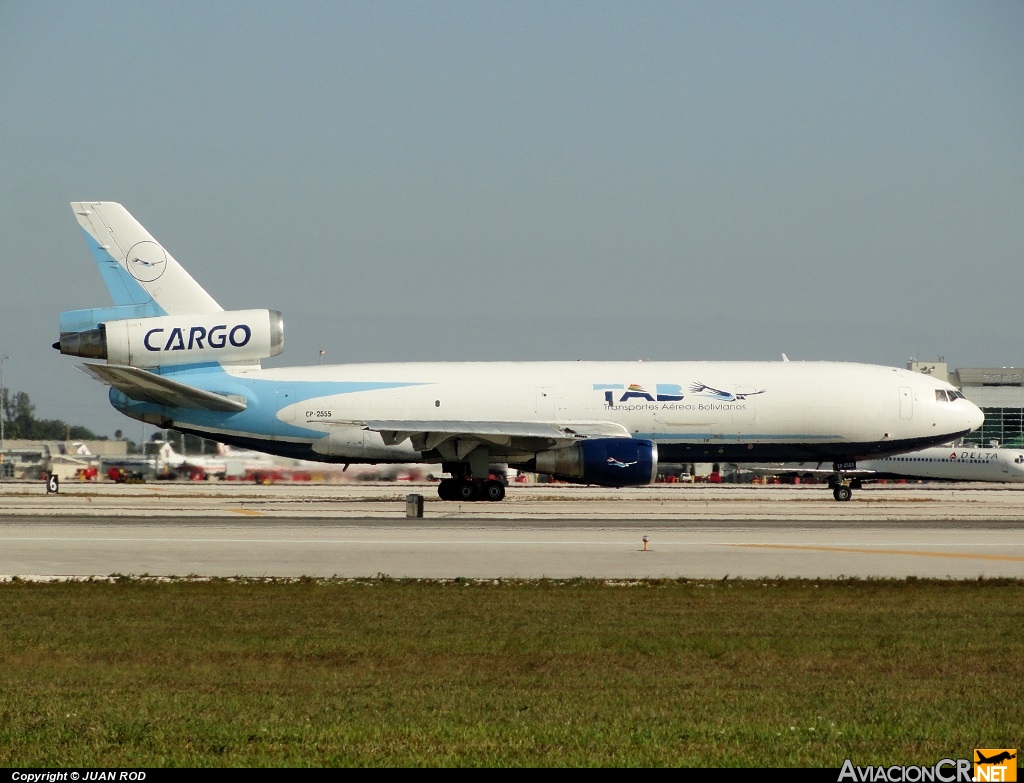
[1,481,1023,580]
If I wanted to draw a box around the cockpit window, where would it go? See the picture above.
[935,390,950,402]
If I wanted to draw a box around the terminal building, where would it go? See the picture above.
[910,360,1024,448]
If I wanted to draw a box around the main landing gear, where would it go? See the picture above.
[437,477,506,502]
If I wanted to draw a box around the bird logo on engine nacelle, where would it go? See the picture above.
[607,457,638,469]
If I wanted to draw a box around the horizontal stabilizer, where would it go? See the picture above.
[80,363,247,412]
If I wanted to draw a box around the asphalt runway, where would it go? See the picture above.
[2,480,1024,580]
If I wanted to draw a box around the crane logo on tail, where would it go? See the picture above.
[126,241,167,282]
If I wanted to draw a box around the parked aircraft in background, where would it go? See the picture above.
[160,441,228,479]
[741,444,1024,498]
[206,442,429,483]
[100,439,180,481]
[56,202,983,502]
[115,440,429,483]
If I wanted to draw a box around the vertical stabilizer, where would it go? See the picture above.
[71,202,222,315]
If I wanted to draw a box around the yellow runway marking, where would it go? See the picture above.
[229,508,264,516]
[730,543,1024,563]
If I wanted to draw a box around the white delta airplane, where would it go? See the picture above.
[55,202,984,502]
[744,444,1024,486]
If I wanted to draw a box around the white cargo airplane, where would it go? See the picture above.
[55,202,984,502]
[743,444,1024,490]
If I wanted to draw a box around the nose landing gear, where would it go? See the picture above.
[831,484,853,502]
[828,467,862,502]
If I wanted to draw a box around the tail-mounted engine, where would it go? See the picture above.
[55,309,284,368]
[533,438,658,487]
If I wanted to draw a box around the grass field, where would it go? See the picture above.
[0,577,1020,767]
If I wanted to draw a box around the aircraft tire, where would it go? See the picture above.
[833,486,852,502]
[458,481,477,501]
[483,480,505,502]
[437,479,457,501]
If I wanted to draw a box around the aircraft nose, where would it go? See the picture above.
[967,401,985,432]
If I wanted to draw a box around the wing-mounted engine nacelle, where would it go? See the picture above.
[533,438,658,487]
[55,309,284,368]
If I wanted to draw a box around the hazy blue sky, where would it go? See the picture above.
[2,1,1022,438]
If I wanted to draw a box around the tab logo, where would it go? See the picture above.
[595,383,685,406]
[975,749,1017,782]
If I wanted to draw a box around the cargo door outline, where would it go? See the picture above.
[899,386,913,420]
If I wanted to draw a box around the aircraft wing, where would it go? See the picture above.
[79,363,248,412]
[330,419,631,452]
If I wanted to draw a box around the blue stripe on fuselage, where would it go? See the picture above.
[109,365,426,440]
